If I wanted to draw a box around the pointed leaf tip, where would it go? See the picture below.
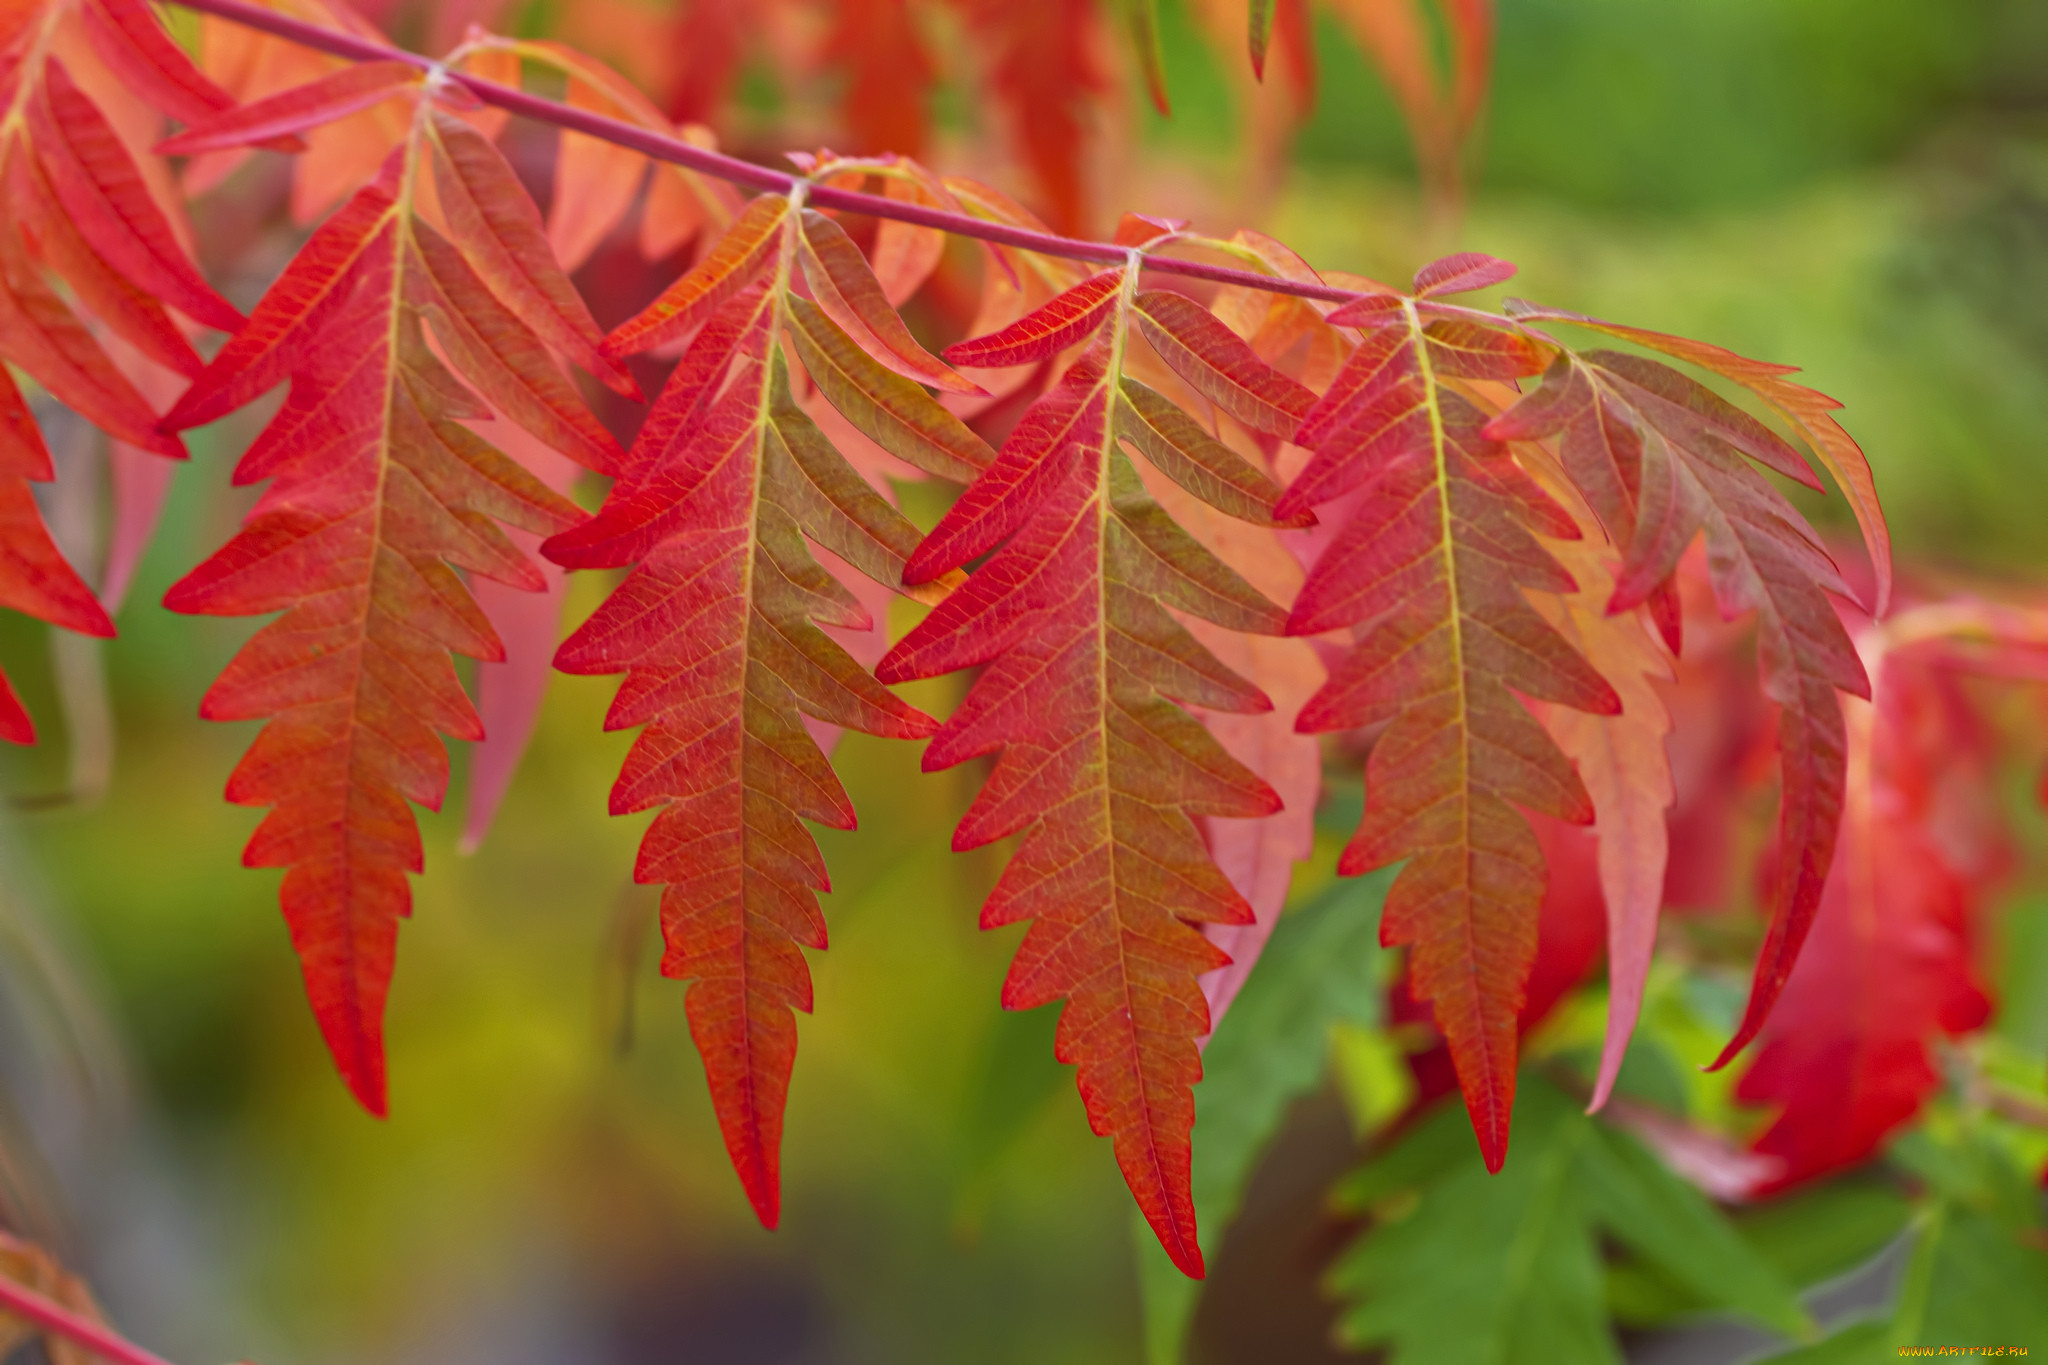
[1126,0,1171,116]
[943,269,1125,369]
[1413,252,1518,298]
[566,211,947,1231]
[156,60,424,155]
[1322,291,1407,329]
[1249,0,1275,80]
[1496,348,1862,1091]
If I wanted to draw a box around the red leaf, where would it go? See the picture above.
[795,208,980,394]
[1391,814,1610,1111]
[1490,347,1870,1072]
[1282,295,1619,1170]
[549,196,959,1225]
[1738,617,2002,1190]
[424,109,639,398]
[941,268,1126,370]
[184,0,409,218]
[100,334,189,612]
[0,223,181,457]
[162,126,613,1113]
[549,63,653,274]
[661,0,748,127]
[1412,250,1515,298]
[819,0,935,157]
[156,58,423,155]
[1523,470,1675,1112]
[1505,302,1891,616]
[30,61,242,332]
[881,271,1299,1276]
[784,294,993,484]
[456,39,740,272]
[866,161,951,306]
[81,0,238,128]
[0,369,114,745]
[7,144,203,378]
[1132,288,1317,438]
[950,0,1109,233]
[1739,801,1984,1191]
[460,421,580,854]
[1138,474,1323,1032]
[604,193,789,357]
[0,0,223,746]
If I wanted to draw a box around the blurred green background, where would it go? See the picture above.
[3,1,2048,1361]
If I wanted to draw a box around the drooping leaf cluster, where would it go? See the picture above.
[0,0,1925,1289]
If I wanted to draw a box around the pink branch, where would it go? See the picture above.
[0,1273,179,1365]
[166,0,1369,306]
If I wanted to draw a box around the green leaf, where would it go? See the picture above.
[1578,1116,1812,1339]
[1903,1201,2048,1347]
[1755,1197,2048,1362]
[1609,1178,1911,1329]
[1133,869,1393,1364]
[1741,1180,1913,1288]
[1328,1077,1810,1363]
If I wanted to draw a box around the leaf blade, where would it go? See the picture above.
[547,202,940,1226]
[881,289,1297,1276]
[604,193,789,357]
[162,131,598,1114]
[1286,298,1617,1169]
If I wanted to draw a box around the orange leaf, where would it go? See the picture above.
[867,161,950,306]
[605,193,789,356]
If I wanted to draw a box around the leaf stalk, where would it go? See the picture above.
[0,1272,180,1365]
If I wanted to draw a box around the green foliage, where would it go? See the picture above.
[1607,1179,1912,1328]
[1133,868,1393,1364]
[1327,1076,1811,1363]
